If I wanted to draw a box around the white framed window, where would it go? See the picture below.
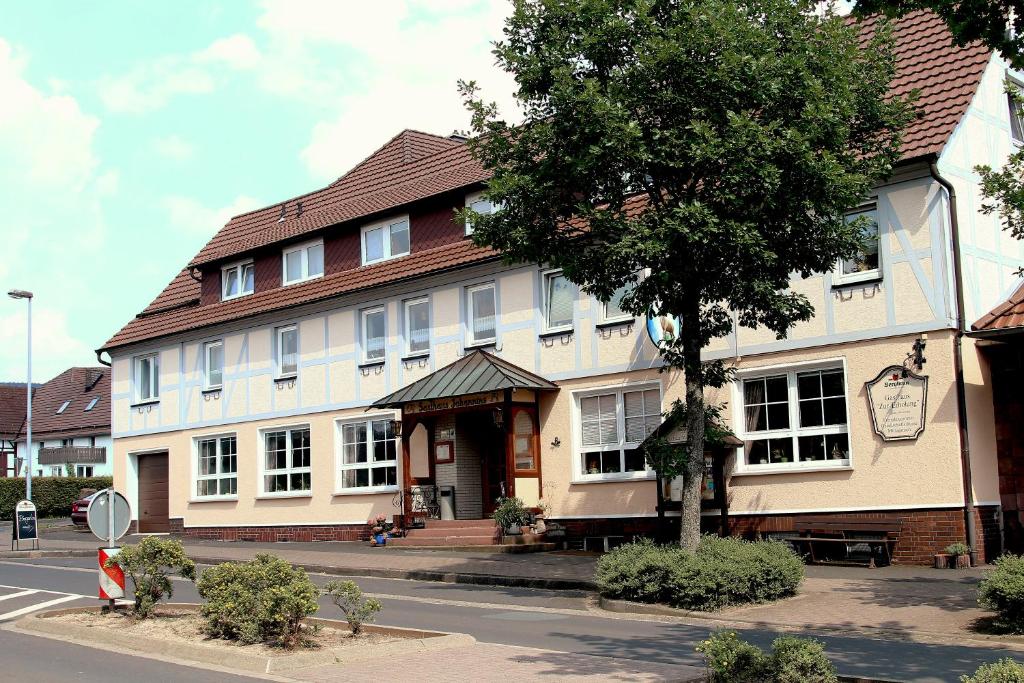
[404,298,430,357]
[834,203,880,286]
[204,340,224,389]
[282,239,324,285]
[1009,81,1024,145]
[76,465,94,478]
[362,307,386,363]
[84,397,100,412]
[361,216,410,265]
[542,270,574,332]
[195,434,238,498]
[56,400,70,414]
[467,282,497,346]
[574,384,661,481]
[133,353,159,403]
[734,361,851,473]
[221,260,254,300]
[465,191,497,235]
[602,283,633,323]
[336,416,399,493]
[261,425,311,494]
[276,325,298,377]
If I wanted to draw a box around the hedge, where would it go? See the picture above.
[0,476,113,519]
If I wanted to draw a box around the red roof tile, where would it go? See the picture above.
[101,11,992,353]
[972,282,1024,333]
[27,368,109,440]
[0,383,31,442]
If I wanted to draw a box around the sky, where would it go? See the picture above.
[0,1,519,383]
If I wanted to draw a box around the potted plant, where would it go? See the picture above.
[367,514,392,546]
[946,542,971,569]
[493,496,530,535]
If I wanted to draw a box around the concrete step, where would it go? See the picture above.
[388,535,499,547]
[418,519,498,530]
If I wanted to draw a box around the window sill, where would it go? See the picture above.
[358,359,386,369]
[401,353,430,363]
[221,292,253,302]
[333,486,400,497]
[273,375,297,384]
[832,274,882,289]
[595,318,635,330]
[362,253,410,268]
[130,400,160,409]
[539,328,574,339]
[255,492,313,500]
[282,273,324,287]
[201,387,222,395]
[189,496,238,503]
[733,462,852,477]
[465,340,496,351]
[571,472,656,485]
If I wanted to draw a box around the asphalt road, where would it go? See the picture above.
[0,556,1021,682]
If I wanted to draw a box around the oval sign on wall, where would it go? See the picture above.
[646,312,681,349]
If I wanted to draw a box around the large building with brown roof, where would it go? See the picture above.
[101,11,1024,563]
[0,382,34,477]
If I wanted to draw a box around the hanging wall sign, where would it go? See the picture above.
[646,313,681,349]
[865,366,928,441]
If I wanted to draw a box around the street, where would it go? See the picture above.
[0,556,1020,682]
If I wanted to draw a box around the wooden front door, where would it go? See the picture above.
[137,453,169,533]
[478,419,508,516]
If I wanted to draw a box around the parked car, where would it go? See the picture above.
[71,491,100,527]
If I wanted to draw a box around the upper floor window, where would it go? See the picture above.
[221,260,254,300]
[465,191,497,235]
[362,216,410,265]
[737,364,850,471]
[543,270,574,332]
[134,353,159,403]
[362,307,386,363]
[834,203,880,286]
[276,325,298,378]
[337,417,398,492]
[196,434,237,498]
[282,239,324,285]
[576,385,661,480]
[1009,82,1024,145]
[262,426,311,495]
[404,298,430,357]
[467,283,497,346]
[204,340,224,389]
[603,283,633,323]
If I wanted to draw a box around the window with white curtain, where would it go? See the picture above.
[282,240,324,285]
[404,298,429,356]
[204,340,224,389]
[362,216,410,264]
[543,270,574,332]
[577,385,661,479]
[603,283,632,322]
[362,307,386,362]
[134,353,159,403]
[276,325,298,377]
[467,283,497,345]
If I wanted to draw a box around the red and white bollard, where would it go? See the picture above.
[98,547,125,601]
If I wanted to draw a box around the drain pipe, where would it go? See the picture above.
[929,159,978,565]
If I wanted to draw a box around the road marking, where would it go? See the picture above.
[0,560,94,574]
[0,594,82,621]
[0,590,38,602]
[0,582,92,598]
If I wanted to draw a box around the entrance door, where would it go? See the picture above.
[479,420,508,516]
[137,453,169,533]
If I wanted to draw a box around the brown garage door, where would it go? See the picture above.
[138,453,169,533]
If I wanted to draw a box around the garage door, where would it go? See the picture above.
[138,453,169,533]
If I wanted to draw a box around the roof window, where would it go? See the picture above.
[84,397,100,412]
[56,400,70,414]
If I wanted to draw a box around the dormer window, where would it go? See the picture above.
[222,260,254,300]
[282,239,324,285]
[361,216,410,265]
[465,191,497,235]
[56,400,70,414]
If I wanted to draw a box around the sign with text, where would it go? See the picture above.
[404,391,503,415]
[865,366,928,441]
[11,499,38,550]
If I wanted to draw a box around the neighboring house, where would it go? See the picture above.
[0,382,33,477]
[100,11,1023,563]
[15,368,112,478]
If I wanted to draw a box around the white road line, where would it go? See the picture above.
[0,590,38,602]
[0,583,92,599]
[0,594,82,621]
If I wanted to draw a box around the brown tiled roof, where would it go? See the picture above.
[0,383,31,442]
[972,282,1024,334]
[101,12,992,353]
[28,368,110,440]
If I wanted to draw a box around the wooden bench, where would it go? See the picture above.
[780,516,901,567]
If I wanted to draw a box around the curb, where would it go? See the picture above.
[0,549,95,560]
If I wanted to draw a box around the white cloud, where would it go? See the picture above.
[197,34,262,70]
[153,134,196,161]
[162,194,263,236]
[0,306,94,382]
[98,57,217,114]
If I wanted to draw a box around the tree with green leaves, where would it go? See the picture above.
[460,0,915,549]
[853,0,1024,69]
[977,148,1024,271]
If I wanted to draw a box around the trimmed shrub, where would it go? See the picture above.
[197,554,320,647]
[961,658,1024,682]
[978,555,1024,632]
[324,580,382,635]
[0,476,112,519]
[697,631,837,683]
[596,535,803,611]
[109,537,196,618]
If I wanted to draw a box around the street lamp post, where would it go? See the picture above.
[8,289,33,501]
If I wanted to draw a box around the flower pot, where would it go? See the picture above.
[934,553,950,569]
[374,533,386,545]
[506,524,522,535]
[954,554,971,569]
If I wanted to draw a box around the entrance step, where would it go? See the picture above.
[419,519,499,530]
[388,534,499,547]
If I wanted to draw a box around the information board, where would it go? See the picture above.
[11,499,38,550]
[865,365,928,441]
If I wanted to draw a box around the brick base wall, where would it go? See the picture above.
[555,505,1002,565]
[169,518,366,543]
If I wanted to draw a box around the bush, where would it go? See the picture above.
[492,496,530,530]
[961,658,1024,682]
[947,542,971,557]
[197,554,320,647]
[0,476,112,519]
[109,537,196,618]
[596,536,803,611]
[697,631,837,683]
[978,555,1024,632]
[324,580,382,635]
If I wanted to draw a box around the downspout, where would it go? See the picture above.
[929,159,978,565]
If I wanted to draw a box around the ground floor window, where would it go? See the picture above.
[196,435,238,497]
[75,465,94,478]
[338,418,398,491]
[263,426,311,494]
[576,385,661,479]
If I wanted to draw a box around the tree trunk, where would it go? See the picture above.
[679,306,705,551]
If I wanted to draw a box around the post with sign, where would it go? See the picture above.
[11,499,38,551]
[87,488,131,610]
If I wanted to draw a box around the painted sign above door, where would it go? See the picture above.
[865,366,928,441]
[405,391,504,415]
